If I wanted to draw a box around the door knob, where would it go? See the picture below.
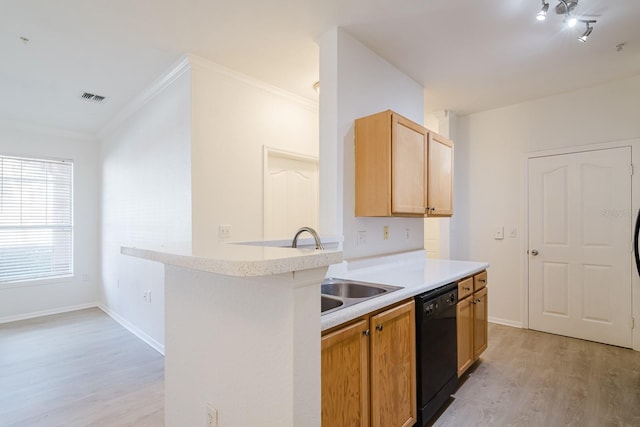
[530,249,539,256]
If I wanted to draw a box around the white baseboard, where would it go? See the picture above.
[98,304,165,356]
[489,316,523,329]
[0,302,98,324]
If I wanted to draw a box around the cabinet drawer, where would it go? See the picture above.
[458,277,473,300]
[474,271,487,292]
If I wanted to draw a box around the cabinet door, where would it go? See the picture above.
[322,319,369,427]
[456,296,474,377]
[370,300,416,427]
[427,133,453,216]
[391,114,427,215]
[473,287,488,360]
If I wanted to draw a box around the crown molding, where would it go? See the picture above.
[187,54,319,113]
[97,53,319,139]
[0,118,96,142]
[97,54,191,139]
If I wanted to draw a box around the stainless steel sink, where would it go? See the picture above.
[321,295,343,313]
[320,278,401,314]
[321,281,387,298]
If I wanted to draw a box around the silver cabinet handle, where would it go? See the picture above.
[376,324,383,332]
[363,329,370,337]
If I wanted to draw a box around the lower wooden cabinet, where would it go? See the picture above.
[457,271,488,377]
[322,299,416,427]
[321,318,369,427]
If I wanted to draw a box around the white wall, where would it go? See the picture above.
[452,75,640,329]
[319,28,425,260]
[99,67,192,351]
[0,123,99,321]
[189,56,319,252]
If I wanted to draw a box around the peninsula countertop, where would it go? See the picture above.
[122,243,343,277]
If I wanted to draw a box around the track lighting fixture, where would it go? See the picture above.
[536,1,549,21]
[535,0,597,42]
[578,20,595,42]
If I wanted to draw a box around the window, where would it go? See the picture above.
[0,155,73,283]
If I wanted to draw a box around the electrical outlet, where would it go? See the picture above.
[383,225,389,240]
[206,404,218,427]
[143,290,152,303]
[218,224,232,239]
[357,230,367,246]
[509,228,518,238]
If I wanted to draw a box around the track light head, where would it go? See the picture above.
[537,2,550,21]
[578,20,596,42]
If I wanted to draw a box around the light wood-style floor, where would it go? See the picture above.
[0,308,164,427]
[431,323,640,427]
[2,310,640,427]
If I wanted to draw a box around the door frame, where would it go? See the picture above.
[523,138,640,350]
[262,146,319,239]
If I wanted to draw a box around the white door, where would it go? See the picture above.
[528,147,633,347]
[264,151,319,240]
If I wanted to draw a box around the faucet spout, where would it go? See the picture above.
[291,227,324,250]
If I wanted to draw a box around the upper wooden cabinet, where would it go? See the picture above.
[354,110,453,217]
[427,133,454,216]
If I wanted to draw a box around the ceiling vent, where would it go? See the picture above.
[80,92,107,103]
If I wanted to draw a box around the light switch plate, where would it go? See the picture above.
[494,226,504,240]
[218,224,232,239]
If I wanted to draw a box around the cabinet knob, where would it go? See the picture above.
[476,298,482,303]
[363,329,370,337]
[376,324,383,332]
[479,279,486,283]
[530,249,539,256]
[463,286,471,291]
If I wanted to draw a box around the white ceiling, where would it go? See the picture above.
[2,0,640,135]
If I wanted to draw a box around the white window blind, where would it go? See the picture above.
[0,155,73,283]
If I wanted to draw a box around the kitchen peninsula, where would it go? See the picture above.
[123,244,488,427]
[123,243,342,427]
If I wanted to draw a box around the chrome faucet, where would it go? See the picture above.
[291,227,324,250]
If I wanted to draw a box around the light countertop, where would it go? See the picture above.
[122,243,342,277]
[321,250,489,331]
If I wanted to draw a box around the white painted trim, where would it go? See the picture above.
[524,138,640,351]
[522,152,530,329]
[488,317,523,329]
[97,55,191,138]
[0,302,98,324]
[0,119,96,142]
[187,53,319,113]
[98,304,165,356]
[527,138,638,158]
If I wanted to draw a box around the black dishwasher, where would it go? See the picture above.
[415,282,458,426]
